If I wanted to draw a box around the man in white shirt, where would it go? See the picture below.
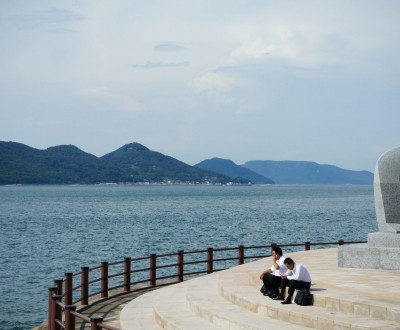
[279,257,311,304]
[259,246,287,298]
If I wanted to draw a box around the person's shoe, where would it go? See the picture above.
[273,294,285,301]
[263,291,271,296]
[269,293,279,299]
[281,298,292,304]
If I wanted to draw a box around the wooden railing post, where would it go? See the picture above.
[124,257,131,292]
[238,245,244,265]
[64,305,76,330]
[338,239,344,246]
[81,266,89,305]
[64,272,73,306]
[150,254,157,287]
[101,262,108,298]
[207,248,213,274]
[51,295,62,330]
[305,241,311,251]
[48,287,57,330]
[54,279,63,296]
[178,250,184,282]
[90,317,103,330]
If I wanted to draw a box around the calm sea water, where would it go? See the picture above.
[0,184,376,330]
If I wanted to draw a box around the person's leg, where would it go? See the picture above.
[281,279,299,304]
[262,274,273,295]
[296,280,311,291]
[275,278,289,300]
[272,277,285,300]
[269,275,281,298]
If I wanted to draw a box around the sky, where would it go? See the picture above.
[1,1,400,172]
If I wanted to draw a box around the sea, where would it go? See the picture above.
[0,184,377,330]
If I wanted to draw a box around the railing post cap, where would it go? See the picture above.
[54,279,63,283]
[51,295,63,300]
[65,272,73,276]
[101,261,108,265]
[91,317,103,323]
[124,256,132,260]
[48,286,58,291]
[81,266,89,270]
[64,305,77,311]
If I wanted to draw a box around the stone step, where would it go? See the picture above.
[121,281,221,330]
[240,262,400,322]
[119,290,162,330]
[218,280,400,329]
[311,287,400,322]
[186,278,310,330]
[242,251,400,322]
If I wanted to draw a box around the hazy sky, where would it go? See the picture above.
[1,1,399,171]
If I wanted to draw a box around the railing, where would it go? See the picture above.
[47,239,366,330]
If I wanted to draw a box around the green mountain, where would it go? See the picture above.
[0,141,246,184]
[195,158,274,184]
[242,160,373,184]
[100,143,244,183]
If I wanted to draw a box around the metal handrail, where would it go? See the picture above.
[47,239,365,330]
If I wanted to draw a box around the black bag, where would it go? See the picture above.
[294,289,312,306]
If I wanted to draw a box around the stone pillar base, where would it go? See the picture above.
[338,232,400,270]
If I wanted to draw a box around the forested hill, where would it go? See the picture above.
[242,160,373,184]
[0,142,246,184]
[195,158,274,184]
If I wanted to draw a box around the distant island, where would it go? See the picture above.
[0,142,247,185]
[195,158,274,184]
[0,141,373,185]
[242,160,373,184]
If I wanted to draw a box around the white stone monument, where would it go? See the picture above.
[338,147,400,270]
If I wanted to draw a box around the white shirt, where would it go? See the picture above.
[285,263,311,282]
[270,256,288,276]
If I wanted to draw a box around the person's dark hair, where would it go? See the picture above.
[284,257,294,265]
[272,246,283,256]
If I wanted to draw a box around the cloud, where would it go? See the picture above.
[0,7,85,31]
[131,61,189,69]
[153,42,187,52]
[227,28,339,70]
[79,87,140,113]
[228,38,271,65]
[190,72,238,101]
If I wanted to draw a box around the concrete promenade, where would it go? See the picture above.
[120,248,400,329]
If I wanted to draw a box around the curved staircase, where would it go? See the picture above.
[120,248,400,329]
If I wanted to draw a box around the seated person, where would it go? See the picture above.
[259,246,287,298]
[277,257,311,304]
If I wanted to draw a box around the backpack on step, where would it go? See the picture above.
[294,289,312,306]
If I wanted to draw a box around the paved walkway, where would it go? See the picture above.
[120,248,400,329]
